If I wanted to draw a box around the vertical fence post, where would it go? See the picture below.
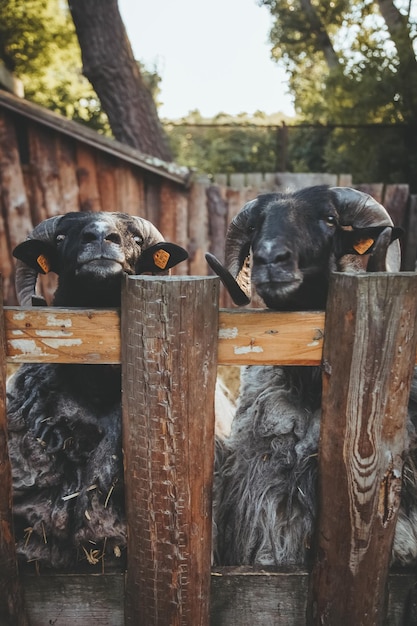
[121,275,219,626]
[308,272,417,625]
[0,276,29,626]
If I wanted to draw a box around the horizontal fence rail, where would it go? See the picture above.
[5,306,417,367]
[5,307,324,365]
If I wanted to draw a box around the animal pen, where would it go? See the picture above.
[1,270,417,626]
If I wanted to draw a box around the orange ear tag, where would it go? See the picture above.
[353,238,374,255]
[37,254,50,273]
[153,249,170,269]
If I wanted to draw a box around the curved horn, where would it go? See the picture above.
[206,199,257,306]
[14,216,63,306]
[128,214,165,246]
[330,187,401,272]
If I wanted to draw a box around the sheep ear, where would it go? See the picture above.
[205,252,251,306]
[335,226,403,258]
[13,240,60,275]
[136,243,188,274]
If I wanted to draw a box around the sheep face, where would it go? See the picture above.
[13,212,188,307]
[206,185,401,311]
[248,189,339,309]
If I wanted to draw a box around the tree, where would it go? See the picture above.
[0,0,111,132]
[261,0,417,188]
[68,0,172,161]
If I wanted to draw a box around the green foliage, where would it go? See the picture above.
[165,111,291,176]
[260,0,417,187]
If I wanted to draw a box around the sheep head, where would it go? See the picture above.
[13,212,188,307]
[206,186,402,310]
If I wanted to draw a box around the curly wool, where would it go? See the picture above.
[7,363,126,571]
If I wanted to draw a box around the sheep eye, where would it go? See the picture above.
[324,215,337,226]
[133,235,143,245]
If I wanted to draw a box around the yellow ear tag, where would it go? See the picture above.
[353,238,374,255]
[153,249,170,269]
[37,254,50,273]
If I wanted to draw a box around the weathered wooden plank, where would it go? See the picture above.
[56,136,79,213]
[28,124,64,218]
[246,173,263,188]
[383,183,409,227]
[4,307,325,365]
[275,172,338,190]
[76,144,101,212]
[96,154,118,213]
[213,173,228,186]
[159,181,189,275]
[0,111,33,249]
[211,567,309,626]
[337,173,353,186]
[22,573,124,626]
[144,176,161,226]
[0,111,33,304]
[226,187,247,225]
[0,277,29,625]
[355,182,384,204]
[18,569,417,625]
[5,308,120,364]
[229,173,246,189]
[121,276,218,626]
[403,195,417,271]
[206,184,228,268]
[218,309,325,365]
[188,175,210,275]
[115,165,145,216]
[309,272,417,626]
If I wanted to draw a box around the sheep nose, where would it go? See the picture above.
[253,243,292,266]
[81,226,122,246]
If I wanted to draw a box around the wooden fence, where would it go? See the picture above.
[2,271,417,625]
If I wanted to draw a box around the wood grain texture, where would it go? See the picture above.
[188,176,210,276]
[121,276,218,626]
[218,309,325,365]
[5,307,121,364]
[4,307,325,365]
[22,573,124,626]
[18,569,417,625]
[309,272,417,626]
[0,278,29,625]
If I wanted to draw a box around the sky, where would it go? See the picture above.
[118,0,295,120]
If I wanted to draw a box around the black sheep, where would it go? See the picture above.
[207,186,417,566]
[7,211,187,570]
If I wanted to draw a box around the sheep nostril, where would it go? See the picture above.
[81,232,97,244]
[254,249,292,266]
[274,250,291,264]
[105,232,122,245]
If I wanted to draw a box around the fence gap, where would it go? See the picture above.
[121,275,219,626]
[308,272,417,625]
[0,276,29,626]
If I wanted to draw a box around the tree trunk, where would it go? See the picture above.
[299,0,340,70]
[376,0,417,116]
[68,0,172,161]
